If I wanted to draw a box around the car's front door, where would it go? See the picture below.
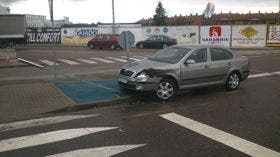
[145,36,157,48]
[180,48,211,86]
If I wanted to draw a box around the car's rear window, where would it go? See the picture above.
[148,47,191,64]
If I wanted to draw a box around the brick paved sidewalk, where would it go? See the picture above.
[0,83,74,123]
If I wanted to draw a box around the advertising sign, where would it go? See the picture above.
[267,25,280,47]
[200,25,231,47]
[232,25,267,47]
[143,26,199,44]
[61,27,98,45]
[27,27,61,44]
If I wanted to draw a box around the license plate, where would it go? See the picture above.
[118,78,128,83]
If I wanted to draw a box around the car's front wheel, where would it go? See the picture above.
[225,72,240,90]
[162,44,168,49]
[156,78,177,101]
[89,44,94,49]
[110,44,116,50]
[139,44,144,49]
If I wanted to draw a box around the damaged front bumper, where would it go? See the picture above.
[118,75,160,91]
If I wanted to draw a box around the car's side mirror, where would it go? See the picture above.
[185,59,196,65]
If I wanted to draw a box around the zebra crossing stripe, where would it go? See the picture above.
[132,55,147,59]
[121,56,142,61]
[76,59,97,64]
[0,115,99,132]
[160,113,280,157]
[105,57,127,63]
[273,71,280,75]
[90,57,115,63]
[45,144,146,157]
[58,59,80,65]
[39,60,59,66]
[0,127,117,152]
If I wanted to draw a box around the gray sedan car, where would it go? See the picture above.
[118,45,249,100]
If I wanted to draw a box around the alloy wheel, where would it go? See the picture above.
[156,81,174,100]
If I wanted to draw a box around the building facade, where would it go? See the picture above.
[141,12,279,26]
[25,14,47,27]
[0,5,10,14]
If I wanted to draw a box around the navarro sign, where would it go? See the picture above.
[74,29,98,37]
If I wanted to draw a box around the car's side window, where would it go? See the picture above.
[188,48,207,63]
[210,48,233,61]
[157,36,163,41]
[224,49,233,60]
[148,37,157,41]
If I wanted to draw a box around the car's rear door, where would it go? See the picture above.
[208,48,233,82]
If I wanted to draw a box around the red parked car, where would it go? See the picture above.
[87,34,120,50]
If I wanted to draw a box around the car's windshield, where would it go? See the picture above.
[148,47,191,63]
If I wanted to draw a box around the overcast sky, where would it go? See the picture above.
[0,0,278,23]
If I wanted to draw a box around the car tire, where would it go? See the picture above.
[139,44,144,49]
[89,44,94,49]
[225,72,240,90]
[156,78,177,101]
[0,39,9,49]
[110,44,116,50]
[162,44,168,49]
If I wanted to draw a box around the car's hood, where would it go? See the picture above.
[122,59,176,76]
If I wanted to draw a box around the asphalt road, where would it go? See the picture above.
[0,45,279,84]
[0,46,279,157]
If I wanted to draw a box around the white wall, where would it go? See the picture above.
[232,25,267,47]
[142,26,199,44]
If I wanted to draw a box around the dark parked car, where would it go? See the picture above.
[118,45,249,100]
[136,35,177,49]
[87,34,120,50]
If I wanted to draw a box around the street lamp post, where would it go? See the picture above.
[112,0,116,34]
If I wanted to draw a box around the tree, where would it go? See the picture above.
[153,1,167,26]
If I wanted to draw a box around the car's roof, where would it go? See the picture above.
[173,44,231,50]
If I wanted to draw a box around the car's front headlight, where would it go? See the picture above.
[136,71,149,82]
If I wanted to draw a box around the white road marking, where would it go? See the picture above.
[39,60,59,66]
[105,57,127,63]
[45,144,146,157]
[58,59,80,65]
[160,113,280,157]
[273,71,280,75]
[132,55,147,59]
[248,73,273,78]
[76,59,97,64]
[0,115,99,132]
[90,57,115,63]
[0,127,117,152]
[121,56,142,61]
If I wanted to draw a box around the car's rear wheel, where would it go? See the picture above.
[162,44,168,49]
[156,78,177,101]
[89,44,94,49]
[139,44,144,49]
[225,72,240,90]
[110,44,116,50]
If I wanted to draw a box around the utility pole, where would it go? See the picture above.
[112,0,116,34]
[278,0,280,24]
[48,0,57,80]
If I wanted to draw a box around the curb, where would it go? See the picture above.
[45,95,132,114]
[0,63,29,69]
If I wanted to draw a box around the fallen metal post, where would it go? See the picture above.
[18,58,44,68]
